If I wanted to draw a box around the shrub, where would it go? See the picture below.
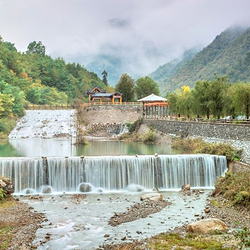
[0,187,7,201]
[142,130,156,144]
[125,118,143,133]
[172,138,242,162]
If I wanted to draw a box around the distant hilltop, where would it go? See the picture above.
[150,26,250,95]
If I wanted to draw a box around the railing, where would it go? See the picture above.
[26,102,142,110]
[90,102,142,106]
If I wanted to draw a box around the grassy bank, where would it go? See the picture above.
[213,171,250,209]
[172,137,242,162]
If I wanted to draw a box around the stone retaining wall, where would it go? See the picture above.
[144,119,250,141]
[82,105,142,125]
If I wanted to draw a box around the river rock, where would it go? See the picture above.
[79,182,93,192]
[181,184,191,191]
[186,218,228,234]
[0,176,14,194]
[140,193,163,201]
[42,186,52,194]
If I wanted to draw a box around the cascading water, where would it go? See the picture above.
[0,154,227,194]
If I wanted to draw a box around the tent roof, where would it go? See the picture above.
[137,94,167,102]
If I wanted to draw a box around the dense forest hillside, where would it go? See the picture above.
[152,26,249,94]
[0,37,105,107]
[149,48,199,92]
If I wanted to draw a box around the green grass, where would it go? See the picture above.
[148,233,233,250]
[0,224,13,250]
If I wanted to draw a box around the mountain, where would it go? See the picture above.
[158,26,249,94]
[149,48,199,93]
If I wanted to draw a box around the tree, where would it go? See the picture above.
[26,41,46,55]
[231,83,250,119]
[135,76,160,99]
[192,80,211,119]
[115,73,135,101]
[102,70,108,85]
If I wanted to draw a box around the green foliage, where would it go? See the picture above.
[26,41,46,55]
[125,118,143,133]
[115,73,135,101]
[148,232,228,249]
[142,130,156,144]
[0,36,105,110]
[167,77,250,120]
[172,138,242,162]
[135,76,160,99]
[0,188,6,201]
[0,118,16,138]
[102,70,108,85]
[235,227,250,248]
[0,223,13,249]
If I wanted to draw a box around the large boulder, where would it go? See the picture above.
[140,193,163,202]
[181,184,191,191]
[0,176,14,194]
[186,218,228,234]
[79,182,93,193]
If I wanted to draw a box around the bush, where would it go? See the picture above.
[0,118,17,139]
[0,187,7,201]
[142,130,156,144]
[125,118,143,133]
[172,138,242,162]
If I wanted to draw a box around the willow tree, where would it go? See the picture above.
[231,83,250,119]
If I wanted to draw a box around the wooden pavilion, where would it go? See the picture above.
[87,87,122,104]
[137,94,168,118]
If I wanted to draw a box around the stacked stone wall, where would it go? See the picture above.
[144,120,250,141]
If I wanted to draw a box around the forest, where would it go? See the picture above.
[0,37,106,117]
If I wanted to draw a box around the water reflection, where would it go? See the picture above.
[4,139,180,157]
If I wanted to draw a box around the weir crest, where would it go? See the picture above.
[0,154,227,194]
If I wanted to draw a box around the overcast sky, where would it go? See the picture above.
[0,0,250,79]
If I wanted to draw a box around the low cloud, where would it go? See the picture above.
[0,0,250,82]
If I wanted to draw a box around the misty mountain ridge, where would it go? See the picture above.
[149,48,200,93]
[151,26,249,95]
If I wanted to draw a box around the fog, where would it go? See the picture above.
[0,0,250,84]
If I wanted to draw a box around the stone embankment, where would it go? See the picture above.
[82,105,142,125]
[144,119,250,164]
[85,123,127,138]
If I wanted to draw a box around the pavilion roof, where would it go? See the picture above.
[137,94,167,102]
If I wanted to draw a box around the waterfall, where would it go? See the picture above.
[0,155,227,194]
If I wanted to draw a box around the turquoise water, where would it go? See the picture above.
[1,139,180,157]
